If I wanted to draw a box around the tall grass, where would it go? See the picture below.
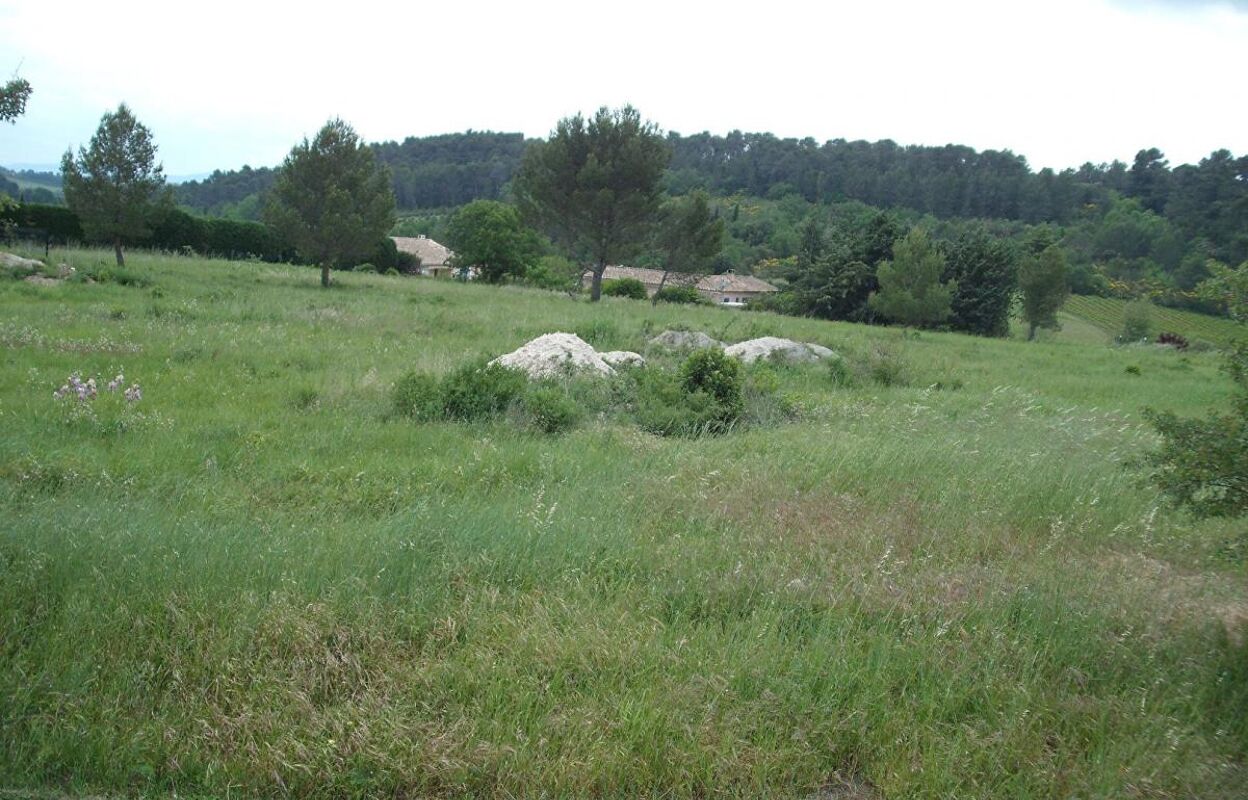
[1,249,1245,797]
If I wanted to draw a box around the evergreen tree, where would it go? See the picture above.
[868,228,954,327]
[61,104,168,266]
[0,76,32,123]
[943,227,1018,336]
[1019,244,1069,340]
[513,106,669,301]
[652,191,723,305]
[265,118,395,288]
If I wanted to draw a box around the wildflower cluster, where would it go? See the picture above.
[54,372,142,404]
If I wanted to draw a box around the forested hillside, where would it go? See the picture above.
[173,130,1246,267]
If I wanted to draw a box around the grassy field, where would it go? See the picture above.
[1061,295,1242,347]
[1,248,1246,798]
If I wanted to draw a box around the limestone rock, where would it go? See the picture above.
[648,330,723,350]
[490,332,615,379]
[724,337,836,364]
[1,252,44,270]
[599,350,646,368]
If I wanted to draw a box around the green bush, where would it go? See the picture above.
[440,362,528,421]
[524,255,579,291]
[1120,299,1154,343]
[865,344,909,387]
[633,369,727,437]
[521,385,583,434]
[680,348,743,418]
[654,285,704,304]
[603,278,648,300]
[392,372,443,420]
[826,356,857,388]
[392,362,527,422]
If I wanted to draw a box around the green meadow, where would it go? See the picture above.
[1,249,1245,798]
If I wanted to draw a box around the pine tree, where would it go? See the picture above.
[1018,244,1069,340]
[513,106,669,301]
[61,104,168,266]
[264,118,395,288]
[868,228,954,327]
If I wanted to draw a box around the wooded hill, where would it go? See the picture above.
[173,131,1247,269]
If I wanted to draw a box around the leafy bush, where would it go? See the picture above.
[680,348,743,419]
[440,362,527,421]
[392,372,443,419]
[865,344,910,387]
[603,278,648,300]
[392,362,527,422]
[633,369,728,437]
[1143,408,1247,517]
[521,385,583,434]
[523,255,579,291]
[1119,299,1154,343]
[654,285,705,304]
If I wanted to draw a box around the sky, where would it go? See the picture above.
[2,0,1246,178]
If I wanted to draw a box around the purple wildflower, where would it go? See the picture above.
[124,384,142,403]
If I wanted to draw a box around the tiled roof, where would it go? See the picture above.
[391,236,453,266]
[589,265,776,293]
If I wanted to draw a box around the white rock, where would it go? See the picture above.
[648,330,723,350]
[1,252,44,270]
[724,337,837,364]
[599,350,646,368]
[490,332,615,379]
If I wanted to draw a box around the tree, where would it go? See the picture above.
[61,104,168,266]
[1018,244,1069,340]
[0,76,32,123]
[1142,260,1248,518]
[868,228,954,327]
[652,191,723,305]
[943,227,1018,336]
[513,105,669,301]
[444,200,540,283]
[264,118,395,288]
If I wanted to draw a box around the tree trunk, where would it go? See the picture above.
[1027,321,1037,341]
[590,264,604,302]
[113,237,124,267]
[321,262,330,288]
[652,269,669,307]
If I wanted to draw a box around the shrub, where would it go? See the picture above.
[680,348,743,419]
[1156,331,1189,350]
[654,285,704,304]
[603,278,648,300]
[633,369,727,437]
[521,385,583,434]
[524,255,579,291]
[440,362,527,421]
[392,372,443,419]
[827,356,857,388]
[865,344,909,387]
[1119,299,1154,343]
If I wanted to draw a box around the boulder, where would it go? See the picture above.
[648,330,723,350]
[1,252,44,270]
[724,336,837,364]
[490,332,615,379]
[600,350,646,368]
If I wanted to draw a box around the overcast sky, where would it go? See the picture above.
[2,0,1246,177]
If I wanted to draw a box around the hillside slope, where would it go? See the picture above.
[1,249,1245,797]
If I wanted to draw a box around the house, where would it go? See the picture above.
[391,235,455,278]
[585,265,778,306]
